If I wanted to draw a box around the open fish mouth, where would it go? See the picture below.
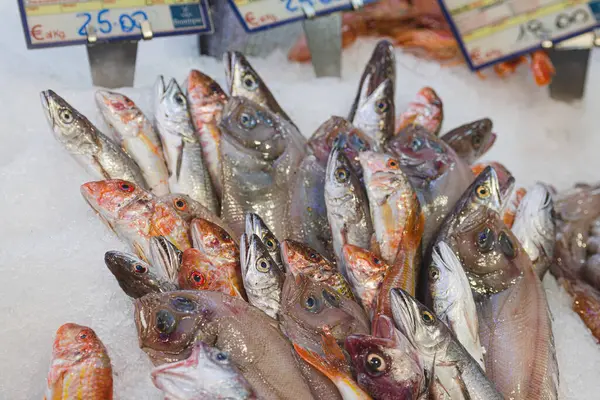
[40,90,53,126]
[223,51,236,87]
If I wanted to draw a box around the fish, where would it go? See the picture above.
[352,79,395,150]
[345,315,428,400]
[40,90,147,188]
[511,183,555,279]
[348,40,395,123]
[186,69,228,198]
[325,147,373,279]
[95,90,170,195]
[153,76,219,214]
[149,235,182,284]
[44,323,113,400]
[428,242,484,370]
[224,51,293,124]
[289,156,334,259]
[178,248,244,298]
[151,341,255,400]
[104,251,176,298]
[440,118,496,165]
[385,124,474,248]
[80,179,191,260]
[281,239,354,300]
[245,213,283,270]
[396,87,443,136]
[240,233,284,319]
[342,244,389,314]
[219,96,304,238]
[390,289,503,400]
[134,291,315,400]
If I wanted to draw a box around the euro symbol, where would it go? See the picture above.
[31,24,43,41]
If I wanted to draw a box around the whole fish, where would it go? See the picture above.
[40,90,147,188]
[511,183,555,279]
[325,147,373,279]
[104,251,176,298]
[224,51,293,124]
[186,69,228,198]
[134,291,315,399]
[428,242,484,370]
[390,290,503,400]
[219,96,304,239]
[385,124,474,248]
[44,323,113,400]
[240,233,284,319]
[396,87,443,136]
[149,235,182,284]
[95,90,169,195]
[81,179,191,260]
[154,76,219,213]
[441,118,496,165]
[281,239,354,300]
[179,248,244,298]
[289,156,334,259]
[345,315,429,400]
[342,244,389,314]
[245,213,283,270]
[151,341,255,400]
[348,40,395,122]
[352,79,395,149]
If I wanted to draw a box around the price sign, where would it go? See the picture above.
[438,0,600,70]
[18,0,213,49]
[228,0,377,32]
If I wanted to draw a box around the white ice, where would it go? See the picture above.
[1,0,600,398]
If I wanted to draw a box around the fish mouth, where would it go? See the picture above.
[40,90,53,126]
[223,51,238,89]
[389,289,417,346]
[94,90,111,110]
[104,251,127,276]
[481,132,497,154]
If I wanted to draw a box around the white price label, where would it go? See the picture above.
[18,0,213,49]
[438,0,600,69]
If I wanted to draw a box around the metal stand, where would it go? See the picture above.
[302,8,342,77]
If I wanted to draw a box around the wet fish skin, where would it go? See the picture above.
[390,290,503,400]
[134,290,315,400]
[186,69,228,198]
[44,323,113,400]
[154,76,219,214]
[396,87,443,136]
[511,183,555,279]
[245,213,284,270]
[40,89,148,188]
[149,235,182,284]
[151,341,255,400]
[95,90,170,195]
[281,239,354,300]
[342,244,389,314]
[325,147,373,280]
[104,251,176,299]
[441,118,496,165]
[179,248,244,298]
[240,233,284,319]
[352,79,395,150]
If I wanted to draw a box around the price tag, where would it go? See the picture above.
[438,0,600,70]
[18,0,213,49]
[228,0,377,32]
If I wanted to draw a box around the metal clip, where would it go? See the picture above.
[547,32,594,102]
[86,24,97,44]
[140,20,153,40]
[350,0,364,10]
[301,3,317,19]
[541,40,553,49]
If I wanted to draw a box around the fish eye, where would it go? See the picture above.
[173,198,187,211]
[476,184,491,199]
[375,99,389,114]
[191,271,206,285]
[174,93,186,106]
[239,112,257,129]
[242,74,258,91]
[472,133,483,148]
[155,309,177,334]
[322,289,340,307]
[410,137,424,151]
[134,264,147,273]
[476,227,495,253]
[372,256,381,265]
[498,231,517,259]
[209,83,220,93]
[78,332,88,340]
[365,353,386,374]
[256,257,271,273]
[264,236,277,250]
[421,310,435,325]
[119,182,135,192]
[213,351,229,363]
[308,252,321,261]
[221,232,232,242]
[171,296,196,312]
[386,158,400,169]
[429,267,440,281]
[303,294,322,313]
[58,108,74,124]
[334,167,349,183]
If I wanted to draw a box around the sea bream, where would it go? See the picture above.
[41,90,147,189]
[178,248,244,298]
[95,90,170,195]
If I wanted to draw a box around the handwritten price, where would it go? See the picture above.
[281,0,344,12]
[76,9,148,37]
[517,9,591,42]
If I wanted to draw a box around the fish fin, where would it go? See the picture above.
[133,242,148,262]
[292,328,348,381]
[369,233,381,257]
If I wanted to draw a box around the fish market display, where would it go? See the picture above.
[41,40,581,400]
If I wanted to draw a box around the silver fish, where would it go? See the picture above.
[240,233,284,319]
[352,78,395,150]
[40,90,147,188]
[149,236,182,284]
[245,213,284,271]
[154,76,219,214]
[95,90,170,196]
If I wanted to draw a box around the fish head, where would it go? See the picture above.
[281,239,331,276]
[155,77,191,132]
[427,242,470,319]
[178,248,218,291]
[162,194,199,223]
[134,292,207,365]
[80,179,148,220]
[52,323,108,363]
[224,51,264,102]
[325,147,361,202]
[191,218,238,262]
[245,213,280,256]
[187,69,227,109]
[105,251,174,298]
[452,166,504,223]
[343,244,387,283]
[444,118,495,161]
[416,87,442,107]
[240,234,282,290]
[358,151,408,190]
[94,90,141,136]
[280,273,369,342]
[40,90,95,143]
[149,236,182,282]
[354,78,395,136]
